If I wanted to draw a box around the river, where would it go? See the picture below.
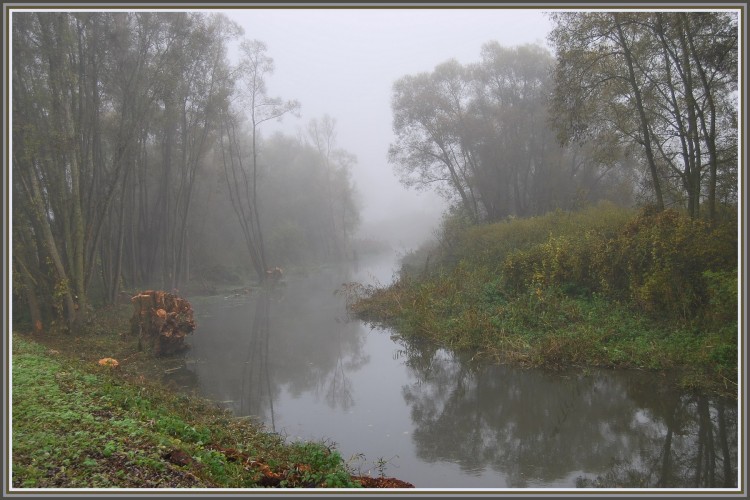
[172,250,738,489]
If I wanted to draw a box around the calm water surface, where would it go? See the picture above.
[172,252,738,489]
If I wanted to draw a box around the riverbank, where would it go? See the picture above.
[10,310,412,489]
[348,204,738,398]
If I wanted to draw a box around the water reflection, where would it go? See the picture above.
[396,340,737,488]
[186,265,370,425]
[241,290,274,428]
[182,254,737,489]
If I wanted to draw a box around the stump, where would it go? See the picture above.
[130,290,196,356]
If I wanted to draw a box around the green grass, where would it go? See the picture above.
[350,205,738,398]
[352,278,736,396]
[11,333,362,489]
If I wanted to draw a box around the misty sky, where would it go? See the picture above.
[219,8,554,240]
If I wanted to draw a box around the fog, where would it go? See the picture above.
[10,8,740,490]
[223,8,553,247]
[10,7,559,303]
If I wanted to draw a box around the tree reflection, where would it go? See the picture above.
[240,290,275,429]
[267,267,370,408]
[397,338,737,488]
[575,395,737,488]
[320,321,356,410]
[187,263,371,424]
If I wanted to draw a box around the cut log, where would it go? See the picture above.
[130,290,196,356]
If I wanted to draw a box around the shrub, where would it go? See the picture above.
[701,270,738,326]
[492,206,736,322]
[603,208,737,320]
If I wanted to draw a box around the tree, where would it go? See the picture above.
[258,133,360,267]
[471,42,572,218]
[97,13,239,297]
[549,11,738,219]
[389,43,622,223]
[389,60,482,222]
[307,115,360,259]
[11,11,361,334]
[220,39,300,281]
[649,12,738,219]
[157,13,239,291]
[12,12,241,331]
[12,12,126,328]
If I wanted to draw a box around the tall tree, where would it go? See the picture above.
[13,12,115,328]
[307,115,359,258]
[389,60,482,222]
[104,12,240,295]
[549,11,738,219]
[389,43,619,223]
[259,133,360,267]
[471,43,571,218]
[220,39,299,281]
[158,13,239,291]
[12,12,241,331]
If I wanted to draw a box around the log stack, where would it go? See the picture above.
[130,290,196,356]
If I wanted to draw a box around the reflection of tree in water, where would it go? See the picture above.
[576,393,737,488]
[241,291,276,430]
[393,335,442,384]
[268,268,370,410]
[300,315,369,411]
[190,265,372,426]
[397,338,737,488]
[319,320,356,410]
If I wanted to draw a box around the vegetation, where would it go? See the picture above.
[12,12,361,335]
[12,10,737,345]
[12,331,363,488]
[389,12,737,223]
[349,204,738,396]
[550,12,738,219]
[10,9,740,488]
[372,11,739,397]
[389,43,634,224]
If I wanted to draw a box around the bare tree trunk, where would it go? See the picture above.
[685,16,719,221]
[109,166,130,304]
[676,13,703,218]
[250,108,268,276]
[161,92,176,290]
[23,166,77,329]
[220,112,267,281]
[15,255,45,334]
[614,13,665,211]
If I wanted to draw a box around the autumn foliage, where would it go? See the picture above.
[97,357,119,368]
[498,206,737,321]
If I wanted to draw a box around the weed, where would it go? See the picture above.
[350,205,737,396]
[375,456,396,478]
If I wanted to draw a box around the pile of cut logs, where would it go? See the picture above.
[130,290,196,356]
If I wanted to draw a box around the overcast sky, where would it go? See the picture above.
[218,8,554,243]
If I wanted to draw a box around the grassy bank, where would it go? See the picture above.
[11,333,364,489]
[349,203,738,397]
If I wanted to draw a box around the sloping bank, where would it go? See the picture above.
[349,203,738,397]
[11,334,412,488]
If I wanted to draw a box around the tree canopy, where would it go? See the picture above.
[389,42,635,223]
[388,11,737,223]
